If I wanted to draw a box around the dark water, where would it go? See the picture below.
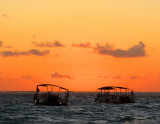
[0,92,160,124]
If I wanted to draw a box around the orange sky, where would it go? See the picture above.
[0,0,160,92]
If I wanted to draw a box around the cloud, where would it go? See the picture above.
[72,42,91,48]
[4,45,13,48]
[130,76,139,79]
[0,41,3,47]
[94,41,146,58]
[0,49,49,57]
[2,14,9,18]
[113,76,121,79]
[8,79,13,82]
[22,76,32,80]
[98,75,108,78]
[0,40,13,48]
[33,41,65,47]
[51,72,73,79]
[54,54,59,57]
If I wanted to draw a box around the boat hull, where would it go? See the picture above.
[34,94,68,106]
[95,95,135,103]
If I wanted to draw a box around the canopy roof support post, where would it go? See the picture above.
[116,89,117,95]
[101,90,102,97]
[126,86,127,96]
[36,86,39,95]
[58,87,60,96]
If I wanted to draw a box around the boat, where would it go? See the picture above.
[33,84,69,106]
[95,86,135,103]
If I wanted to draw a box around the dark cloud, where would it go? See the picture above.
[0,40,13,48]
[98,75,108,78]
[0,49,49,57]
[51,72,73,79]
[113,76,121,79]
[2,14,9,18]
[72,42,91,48]
[29,49,49,56]
[94,41,146,58]
[33,41,65,47]
[8,79,13,82]
[0,41,3,47]
[130,76,139,79]
[32,34,36,40]
[22,76,32,80]
[54,54,59,57]
[4,45,13,48]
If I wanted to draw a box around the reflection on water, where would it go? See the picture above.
[0,92,160,124]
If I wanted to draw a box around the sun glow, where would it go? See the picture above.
[0,0,160,92]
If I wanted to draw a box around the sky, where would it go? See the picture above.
[0,0,160,91]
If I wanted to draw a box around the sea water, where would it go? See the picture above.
[0,92,160,124]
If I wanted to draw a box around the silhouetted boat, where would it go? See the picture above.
[33,84,69,106]
[95,86,135,103]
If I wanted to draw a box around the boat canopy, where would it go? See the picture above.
[37,84,69,91]
[98,86,129,90]
[116,87,128,89]
[98,86,115,90]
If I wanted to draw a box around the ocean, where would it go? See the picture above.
[0,92,159,124]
